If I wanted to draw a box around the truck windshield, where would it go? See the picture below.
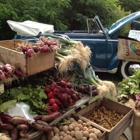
[87,18,100,33]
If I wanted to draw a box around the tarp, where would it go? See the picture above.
[7,20,54,36]
[128,30,140,41]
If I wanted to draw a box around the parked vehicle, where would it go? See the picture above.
[131,20,140,30]
[12,11,140,79]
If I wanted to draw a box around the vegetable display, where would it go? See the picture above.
[0,62,23,84]
[0,113,61,139]
[44,78,82,113]
[118,70,140,103]
[87,106,124,130]
[0,34,120,140]
[47,116,103,140]
[0,85,47,114]
[16,36,59,57]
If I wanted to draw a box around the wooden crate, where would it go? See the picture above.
[51,114,106,140]
[76,98,133,140]
[0,40,55,76]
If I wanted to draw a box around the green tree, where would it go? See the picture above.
[0,0,128,40]
[0,0,71,39]
[67,0,128,30]
[118,0,140,13]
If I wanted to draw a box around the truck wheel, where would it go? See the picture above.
[120,61,140,79]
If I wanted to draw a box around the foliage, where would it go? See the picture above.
[70,0,126,28]
[118,70,140,98]
[0,85,47,114]
[0,0,71,39]
[118,0,140,13]
[0,0,132,40]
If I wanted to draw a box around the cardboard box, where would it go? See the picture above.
[0,40,55,76]
[117,38,140,62]
[76,98,133,140]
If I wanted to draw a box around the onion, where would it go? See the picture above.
[45,40,52,46]
[36,41,44,47]
[41,45,49,52]
[52,41,58,45]
[4,64,13,73]
[5,72,12,78]
[26,49,35,57]
[0,70,5,80]
[15,69,23,76]
[32,45,40,53]
[50,45,58,51]
[0,65,4,70]
[20,45,28,53]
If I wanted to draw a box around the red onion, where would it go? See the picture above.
[26,49,35,57]
[36,42,44,47]
[5,72,12,78]
[44,40,52,46]
[0,70,5,80]
[52,41,58,45]
[32,45,40,53]
[0,65,4,70]
[41,45,49,52]
[20,45,28,53]
[15,69,23,76]
[4,64,13,73]
[50,45,58,51]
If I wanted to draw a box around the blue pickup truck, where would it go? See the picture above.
[12,11,140,79]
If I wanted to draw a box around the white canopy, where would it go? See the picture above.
[7,20,54,36]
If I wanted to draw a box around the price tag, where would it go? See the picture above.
[0,83,4,94]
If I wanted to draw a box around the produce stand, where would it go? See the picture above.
[0,35,134,140]
[76,98,133,140]
[0,39,55,76]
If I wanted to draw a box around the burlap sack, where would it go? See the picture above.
[132,109,140,140]
[124,98,140,140]
[117,39,140,62]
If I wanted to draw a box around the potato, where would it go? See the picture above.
[93,129,102,137]
[51,136,60,140]
[71,121,78,126]
[68,117,76,123]
[68,125,74,131]
[74,130,83,140]
[47,130,54,139]
[53,127,60,134]
[82,122,86,126]
[59,125,63,131]
[74,127,80,131]
[66,131,70,135]
[55,133,59,137]
[83,131,89,138]
[77,124,83,130]
[59,131,65,136]
[63,135,73,140]
[88,138,94,140]
[63,125,68,132]
[59,135,63,140]
[82,137,87,140]
[70,131,75,137]
[83,126,88,131]
[89,133,97,140]
[86,121,92,127]
[77,119,83,124]
[89,128,95,133]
